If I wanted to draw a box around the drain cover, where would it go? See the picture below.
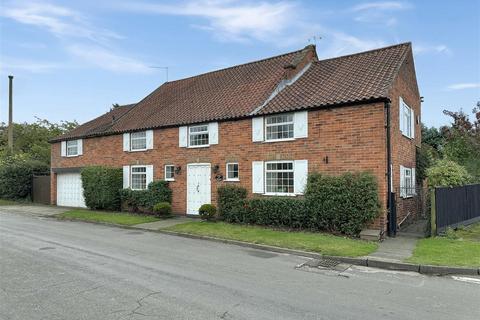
[316,258,341,268]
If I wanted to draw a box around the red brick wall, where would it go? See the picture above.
[51,103,389,230]
[388,50,422,226]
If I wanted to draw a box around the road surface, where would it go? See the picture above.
[1,210,479,320]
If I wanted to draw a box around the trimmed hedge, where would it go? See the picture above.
[0,159,49,200]
[199,204,217,221]
[217,172,381,236]
[120,180,172,213]
[81,166,123,211]
[217,185,247,221]
[153,202,172,217]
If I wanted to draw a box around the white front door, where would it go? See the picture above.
[57,173,87,208]
[187,164,211,215]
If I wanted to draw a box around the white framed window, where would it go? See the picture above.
[189,124,209,147]
[265,113,294,141]
[165,165,175,181]
[400,166,416,198]
[131,166,147,190]
[130,131,147,151]
[400,98,414,139]
[66,140,79,156]
[226,163,239,181]
[265,161,294,195]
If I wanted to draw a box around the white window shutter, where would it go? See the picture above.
[209,122,219,145]
[179,126,188,147]
[123,166,130,189]
[399,97,404,134]
[400,165,406,198]
[410,108,415,139]
[294,111,308,138]
[146,130,154,149]
[77,139,83,155]
[146,165,154,187]
[252,117,264,142]
[252,161,264,193]
[123,133,130,151]
[61,141,66,157]
[294,160,308,194]
[412,168,416,195]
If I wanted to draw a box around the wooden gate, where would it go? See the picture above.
[32,175,51,205]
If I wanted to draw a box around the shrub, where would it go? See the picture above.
[217,185,247,221]
[305,172,381,236]
[199,204,217,221]
[81,166,123,211]
[244,197,308,228]
[0,158,49,199]
[153,202,172,217]
[119,180,172,213]
[426,159,471,187]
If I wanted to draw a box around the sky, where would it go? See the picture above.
[0,0,479,128]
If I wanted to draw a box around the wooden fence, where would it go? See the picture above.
[431,183,480,235]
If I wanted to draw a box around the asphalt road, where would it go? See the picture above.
[1,211,479,320]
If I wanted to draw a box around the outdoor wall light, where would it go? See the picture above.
[175,166,182,175]
[212,164,220,173]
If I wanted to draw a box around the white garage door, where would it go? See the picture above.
[57,173,86,208]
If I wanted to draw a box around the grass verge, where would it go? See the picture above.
[163,221,377,257]
[407,223,480,267]
[58,209,160,226]
[0,199,20,205]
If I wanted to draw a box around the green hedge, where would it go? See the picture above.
[217,172,381,236]
[120,180,172,214]
[0,159,49,200]
[81,166,123,211]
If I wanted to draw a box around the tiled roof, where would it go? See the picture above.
[52,42,411,142]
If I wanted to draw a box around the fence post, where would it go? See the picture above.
[430,188,436,236]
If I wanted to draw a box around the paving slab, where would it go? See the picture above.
[367,235,418,262]
[133,216,196,230]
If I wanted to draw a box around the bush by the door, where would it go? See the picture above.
[199,204,217,221]
[153,202,172,217]
[120,180,172,213]
[81,166,123,211]
[217,185,247,221]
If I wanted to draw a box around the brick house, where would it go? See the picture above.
[50,42,421,236]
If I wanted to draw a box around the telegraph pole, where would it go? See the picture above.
[8,75,13,151]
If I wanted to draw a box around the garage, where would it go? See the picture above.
[56,173,86,208]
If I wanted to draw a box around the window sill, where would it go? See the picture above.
[264,192,296,197]
[187,145,210,149]
[262,138,296,143]
[128,148,148,152]
[401,132,414,140]
[224,179,240,182]
[165,179,175,182]
[66,154,80,157]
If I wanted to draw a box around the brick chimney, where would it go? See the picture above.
[283,44,318,80]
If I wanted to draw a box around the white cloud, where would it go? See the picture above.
[67,44,152,73]
[447,83,480,91]
[317,32,387,58]
[2,1,122,44]
[120,0,296,42]
[352,1,411,12]
[414,44,452,55]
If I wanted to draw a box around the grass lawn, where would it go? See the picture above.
[407,223,480,267]
[163,221,378,257]
[58,209,160,226]
[0,199,19,205]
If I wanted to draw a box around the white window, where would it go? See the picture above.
[400,166,416,198]
[265,113,294,141]
[131,166,147,190]
[189,124,209,147]
[66,140,79,156]
[265,161,294,195]
[400,98,414,139]
[130,131,147,151]
[226,163,239,181]
[165,165,175,181]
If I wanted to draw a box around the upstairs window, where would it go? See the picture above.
[400,98,414,139]
[131,166,147,190]
[265,113,294,141]
[130,131,147,151]
[66,140,78,156]
[265,161,294,195]
[189,125,209,147]
[226,163,239,181]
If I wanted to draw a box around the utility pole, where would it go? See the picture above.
[8,75,13,152]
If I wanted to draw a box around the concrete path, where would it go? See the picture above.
[367,235,418,262]
[0,204,69,217]
[1,211,479,320]
[133,216,196,230]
